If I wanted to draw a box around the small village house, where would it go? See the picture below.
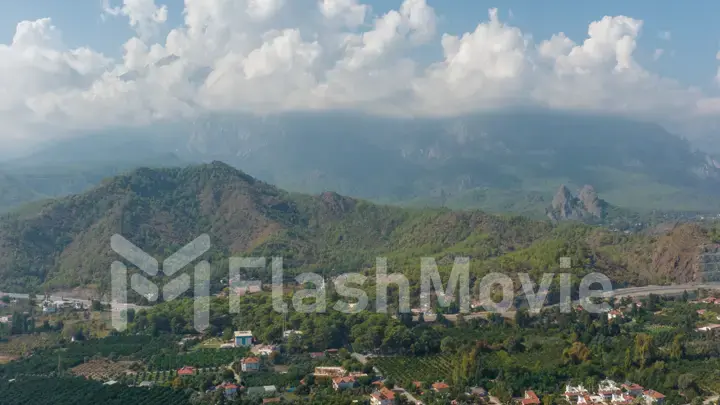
[177,366,196,376]
[643,390,665,404]
[521,390,541,405]
[432,382,450,393]
[241,357,260,372]
[332,376,357,391]
[370,387,395,405]
[234,331,253,347]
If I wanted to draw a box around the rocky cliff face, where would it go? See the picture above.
[547,184,607,222]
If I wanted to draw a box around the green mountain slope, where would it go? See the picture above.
[0,162,716,294]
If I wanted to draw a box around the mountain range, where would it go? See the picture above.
[2,109,720,218]
[0,162,717,296]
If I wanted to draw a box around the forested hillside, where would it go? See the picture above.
[0,162,716,294]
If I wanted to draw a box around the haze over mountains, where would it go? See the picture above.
[1,110,719,218]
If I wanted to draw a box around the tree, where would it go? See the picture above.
[633,333,655,369]
[562,342,591,365]
[624,347,632,370]
[670,334,686,361]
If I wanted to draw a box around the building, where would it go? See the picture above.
[521,390,541,405]
[621,383,644,397]
[138,381,154,388]
[578,394,606,404]
[370,387,396,405]
[598,379,622,400]
[432,382,450,393]
[283,330,303,339]
[564,385,588,403]
[696,324,720,332]
[314,367,347,378]
[309,352,325,359]
[234,331,253,347]
[216,382,240,398]
[332,376,357,391]
[241,357,260,372]
[643,390,665,404]
[177,366,196,376]
[262,399,281,404]
[607,310,624,320]
[611,393,634,404]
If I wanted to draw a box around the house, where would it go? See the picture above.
[607,310,624,320]
[696,324,720,332]
[314,367,347,378]
[643,390,665,404]
[621,383,644,397]
[470,387,487,397]
[309,352,325,359]
[598,379,622,399]
[138,381,154,388]
[521,390,541,405]
[177,366,196,376]
[234,331,253,347]
[564,385,588,402]
[283,330,303,339]
[0,315,12,324]
[241,357,261,372]
[262,399,281,404]
[432,382,450,393]
[216,382,240,398]
[697,309,707,315]
[611,393,634,404]
[332,376,357,391]
[370,387,396,405]
[578,394,606,404]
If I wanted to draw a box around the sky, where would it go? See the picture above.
[2,0,720,155]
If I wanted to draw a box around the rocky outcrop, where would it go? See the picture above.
[547,184,607,222]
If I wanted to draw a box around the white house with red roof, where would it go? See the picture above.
[241,357,260,372]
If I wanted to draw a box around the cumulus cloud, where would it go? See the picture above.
[658,30,671,41]
[102,0,168,40]
[653,48,664,61]
[0,0,717,149]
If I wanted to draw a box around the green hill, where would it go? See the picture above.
[0,162,716,294]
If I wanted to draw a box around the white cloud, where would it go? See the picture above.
[0,0,718,150]
[653,48,664,61]
[102,0,168,40]
[319,0,368,28]
[658,30,671,41]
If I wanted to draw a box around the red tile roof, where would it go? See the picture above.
[371,387,395,400]
[333,376,356,385]
[432,382,450,391]
[645,390,665,399]
[521,390,541,405]
[242,357,260,364]
[177,366,196,375]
